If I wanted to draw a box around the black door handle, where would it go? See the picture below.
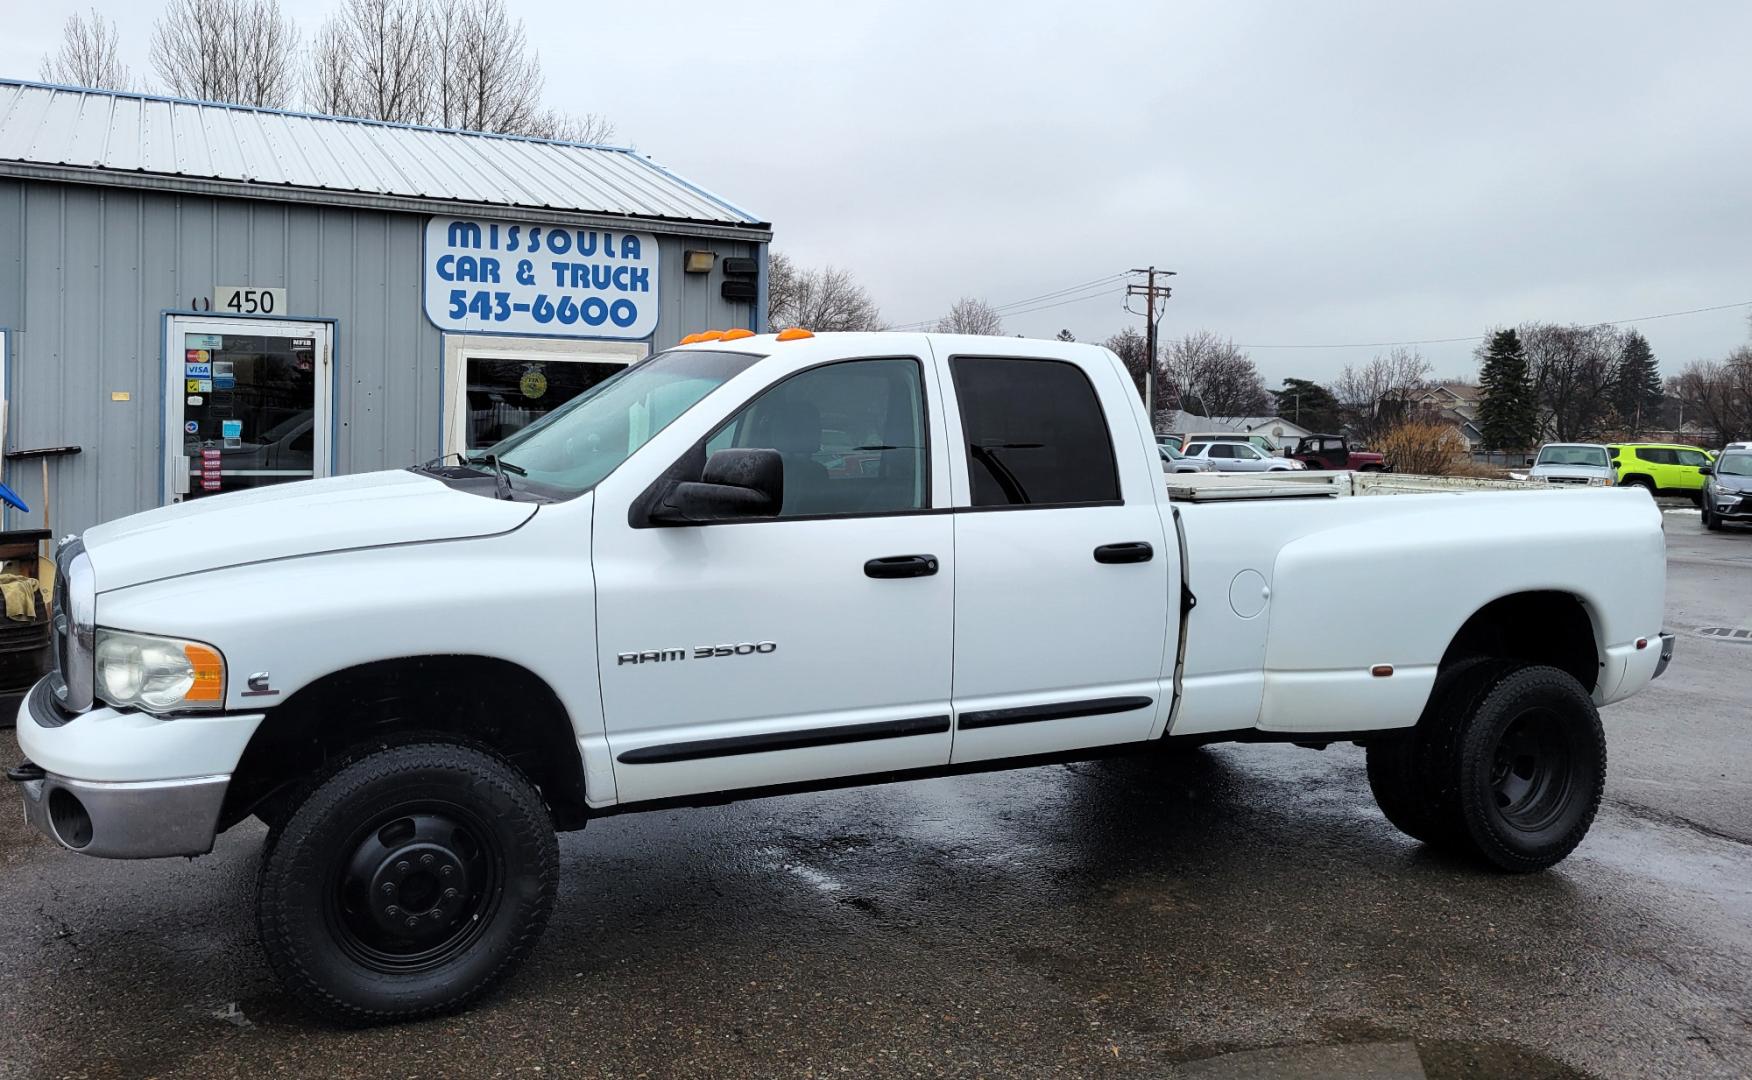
[865,554,940,579]
[1093,542,1153,564]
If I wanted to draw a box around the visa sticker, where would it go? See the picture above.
[185,362,212,377]
[184,420,199,434]
[221,419,243,439]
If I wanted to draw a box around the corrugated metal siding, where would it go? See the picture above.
[0,178,762,536]
[0,80,765,229]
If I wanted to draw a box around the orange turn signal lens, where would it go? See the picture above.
[696,330,726,341]
[183,643,226,702]
[776,327,814,341]
[679,333,703,345]
[721,328,755,341]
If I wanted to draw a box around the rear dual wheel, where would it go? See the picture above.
[1367,663,1605,872]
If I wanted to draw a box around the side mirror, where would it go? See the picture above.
[1699,465,1713,475]
[651,448,784,524]
[1524,456,1536,466]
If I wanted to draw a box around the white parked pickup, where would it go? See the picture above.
[13,332,1673,1024]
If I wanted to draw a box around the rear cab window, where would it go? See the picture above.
[949,356,1120,507]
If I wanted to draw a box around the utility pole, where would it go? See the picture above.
[1127,267,1176,431]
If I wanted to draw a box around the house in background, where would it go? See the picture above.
[1234,415,1315,452]
[1413,382,1485,449]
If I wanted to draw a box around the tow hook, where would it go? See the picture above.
[1652,632,1676,680]
[7,760,46,783]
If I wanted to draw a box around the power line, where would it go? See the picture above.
[890,271,1131,330]
[1238,299,1752,350]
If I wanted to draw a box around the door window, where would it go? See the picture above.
[1635,447,1675,465]
[1208,444,1236,459]
[171,322,330,501]
[705,358,927,517]
[951,357,1119,508]
[1675,448,1711,467]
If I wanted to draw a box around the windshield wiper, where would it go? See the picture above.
[464,453,527,499]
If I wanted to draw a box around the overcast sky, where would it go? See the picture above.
[5,1,1750,384]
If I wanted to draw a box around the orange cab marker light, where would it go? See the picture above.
[776,327,814,341]
[721,328,755,341]
[679,333,703,345]
[696,330,726,341]
[183,644,226,702]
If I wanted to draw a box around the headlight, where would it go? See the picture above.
[94,630,226,713]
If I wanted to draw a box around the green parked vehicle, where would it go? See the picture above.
[1608,443,1715,499]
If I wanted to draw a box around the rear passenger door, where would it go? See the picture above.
[941,347,1174,763]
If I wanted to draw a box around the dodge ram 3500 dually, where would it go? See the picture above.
[13,331,1674,1024]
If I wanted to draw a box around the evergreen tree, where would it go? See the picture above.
[1477,328,1537,450]
[1055,329,1076,342]
[1270,378,1343,432]
[1612,330,1662,436]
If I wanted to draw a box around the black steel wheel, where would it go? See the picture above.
[327,807,503,974]
[1452,665,1605,872]
[258,742,558,1024]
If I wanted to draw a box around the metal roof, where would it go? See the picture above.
[0,79,768,238]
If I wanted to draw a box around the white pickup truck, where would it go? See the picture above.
[13,332,1673,1024]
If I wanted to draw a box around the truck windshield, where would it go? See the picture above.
[1537,445,1608,467]
[485,349,761,497]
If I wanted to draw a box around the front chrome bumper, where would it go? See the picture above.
[18,769,229,858]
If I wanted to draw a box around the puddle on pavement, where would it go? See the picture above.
[1176,1038,1594,1079]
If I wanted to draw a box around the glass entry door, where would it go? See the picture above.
[163,317,332,503]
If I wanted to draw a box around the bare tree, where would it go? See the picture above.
[1333,346,1433,445]
[153,0,301,108]
[306,0,429,121]
[934,298,1004,336]
[1162,330,1269,421]
[1670,349,1752,445]
[1101,327,1151,402]
[766,252,885,333]
[432,0,545,133]
[1518,323,1622,441]
[39,9,132,90]
[521,108,617,145]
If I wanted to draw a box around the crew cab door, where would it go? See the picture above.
[591,344,956,803]
[938,344,1175,762]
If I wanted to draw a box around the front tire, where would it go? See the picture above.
[257,742,559,1024]
[1703,503,1721,530]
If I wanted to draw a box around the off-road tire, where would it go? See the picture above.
[256,742,558,1025]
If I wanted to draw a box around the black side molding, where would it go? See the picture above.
[958,696,1154,731]
[618,714,951,764]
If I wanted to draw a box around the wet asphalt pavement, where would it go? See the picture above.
[1,512,1749,1079]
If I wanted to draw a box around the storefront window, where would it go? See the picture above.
[464,358,626,452]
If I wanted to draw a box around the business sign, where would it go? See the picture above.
[424,217,659,339]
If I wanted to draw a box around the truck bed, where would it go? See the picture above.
[1165,470,1600,502]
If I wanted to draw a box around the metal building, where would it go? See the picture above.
[0,79,771,535]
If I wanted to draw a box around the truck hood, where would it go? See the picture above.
[82,470,538,591]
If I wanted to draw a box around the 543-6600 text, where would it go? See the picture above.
[447,289,640,329]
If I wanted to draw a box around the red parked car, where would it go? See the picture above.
[1290,434,1388,471]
